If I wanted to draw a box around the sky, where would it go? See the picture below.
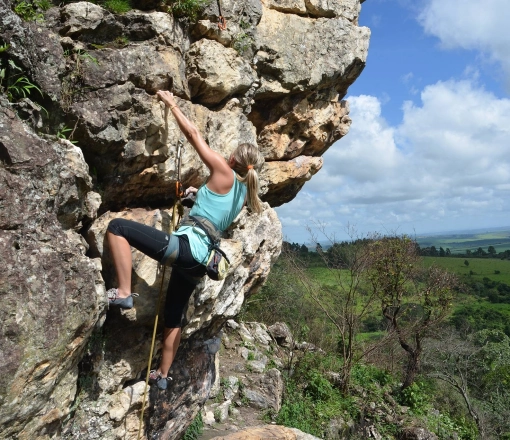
[275,0,510,244]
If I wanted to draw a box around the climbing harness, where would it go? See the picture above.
[137,139,185,440]
[217,0,227,30]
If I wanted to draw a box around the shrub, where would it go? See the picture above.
[351,363,392,389]
[103,0,132,14]
[163,0,210,20]
[305,370,334,401]
[0,56,43,104]
[13,0,48,21]
[276,384,319,436]
[398,381,430,413]
[276,353,358,437]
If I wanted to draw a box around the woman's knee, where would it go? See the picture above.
[164,310,184,328]
[107,218,127,236]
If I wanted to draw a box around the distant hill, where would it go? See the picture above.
[305,227,510,254]
[416,228,510,254]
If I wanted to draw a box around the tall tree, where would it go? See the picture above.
[366,236,457,390]
[284,229,389,394]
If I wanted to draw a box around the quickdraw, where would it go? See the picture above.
[218,15,227,30]
[217,0,227,30]
[137,137,185,440]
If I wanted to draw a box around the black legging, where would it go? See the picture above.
[107,218,207,328]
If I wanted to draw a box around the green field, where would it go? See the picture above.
[423,256,510,284]
[416,230,510,254]
[307,266,345,286]
[308,257,510,285]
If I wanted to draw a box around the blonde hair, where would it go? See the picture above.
[231,143,264,214]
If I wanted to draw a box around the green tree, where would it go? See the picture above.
[281,229,386,394]
[464,260,469,267]
[366,236,457,390]
[487,245,496,257]
[475,247,487,257]
[439,246,446,257]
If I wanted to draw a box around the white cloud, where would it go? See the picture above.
[401,72,414,84]
[418,0,510,80]
[276,79,510,242]
[306,95,403,187]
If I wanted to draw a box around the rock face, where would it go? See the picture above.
[0,98,104,439]
[0,0,369,439]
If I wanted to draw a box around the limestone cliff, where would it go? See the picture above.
[0,0,369,438]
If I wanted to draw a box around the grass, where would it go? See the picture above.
[306,266,349,286]
[182,412,203,440]
[423,256,510,284]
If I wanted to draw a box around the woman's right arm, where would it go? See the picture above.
[156,91,230,178]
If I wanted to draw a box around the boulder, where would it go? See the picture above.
[268,322,294,347]
[208,424,322,439]
[257,91,351,160]
[401,427,439,440]
[254,5,369,97]
[264,0,361,20]
[186,39,257,105]
[241,368,283,411]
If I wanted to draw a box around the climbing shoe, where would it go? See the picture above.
[106,288,138,309]
[149,370,172,390]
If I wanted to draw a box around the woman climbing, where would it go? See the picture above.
[105,90,264,390]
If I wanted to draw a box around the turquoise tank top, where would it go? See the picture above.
[173,170,247,264]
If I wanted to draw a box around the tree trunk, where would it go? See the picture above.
[401,348,420,390]
[385,307,422,390]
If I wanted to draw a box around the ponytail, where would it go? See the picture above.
[231,143,264,214]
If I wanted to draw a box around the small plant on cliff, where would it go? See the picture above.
[56,124,78,144]
[182,412,204,440]
[163,0,210,20]
[103,0,132,14]
[61,49,98,111]
[0,56,43,103]
[114,35,129,47]
[232,20,253,55]
[12,0,50,21]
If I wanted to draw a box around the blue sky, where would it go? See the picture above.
[276,0,510,244]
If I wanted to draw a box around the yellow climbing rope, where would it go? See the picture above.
[137,139,184,440]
